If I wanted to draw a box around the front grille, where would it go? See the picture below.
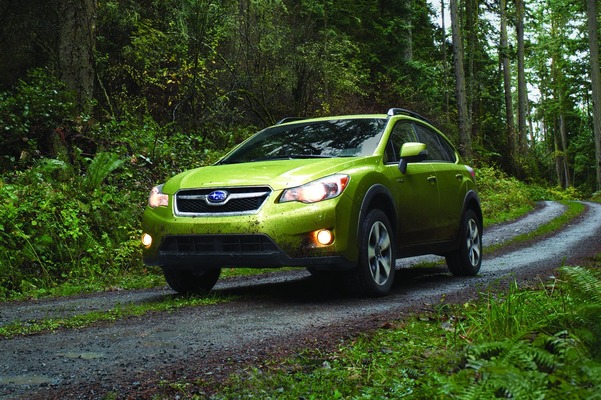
[174,186,271,216]
[160,235,278,254]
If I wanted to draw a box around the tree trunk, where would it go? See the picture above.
[559,112,571,187]
[587,0,601,191]
[58,0,96,114]
[500,0,516,173]
[515,0,528,155]
[441,0,450,120]
[450,0,473,160]
[465,0,477,131]
[553,124,564,188]
[402,0,413,62]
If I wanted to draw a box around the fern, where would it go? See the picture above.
[444,268,601,399]
[557,267,601,361]
[81,152,124,191]
[560,266,601,310]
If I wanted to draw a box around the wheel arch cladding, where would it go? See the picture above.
[359,184,398,236]
[463,190,483,227]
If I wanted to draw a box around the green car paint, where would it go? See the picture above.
[142,109,482,297]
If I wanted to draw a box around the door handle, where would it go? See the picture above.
[427,176,437,183]
[455,173,463,180]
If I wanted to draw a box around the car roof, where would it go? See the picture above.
[276,108,433,126]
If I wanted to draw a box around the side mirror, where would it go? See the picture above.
[398,142,428,174]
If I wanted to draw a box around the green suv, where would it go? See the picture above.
[141,108,482,297]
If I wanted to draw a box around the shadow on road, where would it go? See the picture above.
[201,265,457,304]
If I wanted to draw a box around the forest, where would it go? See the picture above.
[0,0,600,297]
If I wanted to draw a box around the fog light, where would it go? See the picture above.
[141,233,153,248]
[316,229,334,245]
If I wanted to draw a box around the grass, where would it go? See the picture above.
[0,292,238,339]
[4,267,287,302]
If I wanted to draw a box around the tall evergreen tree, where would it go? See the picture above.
[587,0,601,191]
[500,0,516,172]
[58,0,96,114]
[515,0,528,159]
[450,0,473,159]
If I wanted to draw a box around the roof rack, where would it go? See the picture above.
[387,108,433,125]
[276,117,306,125]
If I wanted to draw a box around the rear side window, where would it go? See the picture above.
[414,123,456,162]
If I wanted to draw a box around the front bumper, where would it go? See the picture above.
[141,192,357,269]
[144,233,353,269]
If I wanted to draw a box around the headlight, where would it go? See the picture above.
[280,174,350,204]
[148,184,169,208]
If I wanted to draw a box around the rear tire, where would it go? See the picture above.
[445,209,482,276]
[163,268,221,294]
[346,209,396,297]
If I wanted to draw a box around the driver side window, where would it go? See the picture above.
[385,122,417,163]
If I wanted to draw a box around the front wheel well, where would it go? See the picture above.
[359,185,398,237]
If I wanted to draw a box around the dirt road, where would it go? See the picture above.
[1,201,600,399]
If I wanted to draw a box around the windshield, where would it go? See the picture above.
[219,118,387,164]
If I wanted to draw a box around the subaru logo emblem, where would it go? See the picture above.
[207,190,228,204]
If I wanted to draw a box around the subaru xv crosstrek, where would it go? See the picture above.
[141,108,482,297]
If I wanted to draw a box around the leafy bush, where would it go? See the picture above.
[0,69,77,169]
[476,166,535,224]
[0,153,143,299]
[91,115,247,187]
[477,165,584,225]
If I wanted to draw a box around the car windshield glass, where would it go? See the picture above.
[219,118,387,164]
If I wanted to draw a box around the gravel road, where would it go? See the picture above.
[1,200,599,400]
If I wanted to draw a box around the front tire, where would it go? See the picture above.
[347,209,396,297]
[163,268,221,294]
[445,208,482,276]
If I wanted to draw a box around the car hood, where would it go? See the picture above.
[163,158,370,192]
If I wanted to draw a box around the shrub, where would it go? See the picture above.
[0,153,142,299]
[476,166,534,224]
[0,69,77,170]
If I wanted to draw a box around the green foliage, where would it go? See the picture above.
[444,332,599,400]
[1,0,598,190]
[476,165,535,224]
[82,152,125,191]
[0,152,143,300]
[557,267,601,358]
[460,280,558,340]
[477,165,584,226]
[443,267,601,399]
[0,69,77,169]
